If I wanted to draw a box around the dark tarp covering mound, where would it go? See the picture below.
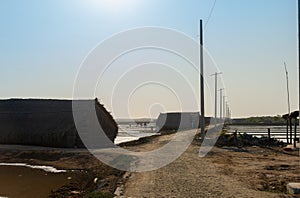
[156,112,211,132]
[0,99,118,148]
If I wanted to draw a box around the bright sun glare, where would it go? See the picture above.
[89,0,137,13]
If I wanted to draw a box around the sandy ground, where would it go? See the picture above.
[120,132,300,198]
[0,131,299,197]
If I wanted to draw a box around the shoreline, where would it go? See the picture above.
[0,133,164,197]
[0,163,67,173]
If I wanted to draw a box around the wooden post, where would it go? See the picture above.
[294,118,297,148]
[286,118,289,144]
[290,117,293,144]
[234,130,238,137]
[267,128,271,140]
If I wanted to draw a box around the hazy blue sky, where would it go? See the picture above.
[0,0,298,118]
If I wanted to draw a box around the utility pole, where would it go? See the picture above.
[227,103,230,120]
[225,102,228,120]
[296,0,300,148]
[284,62,292,144]
[200,19,205,139]
[211,72,222,124]
[219,88,223,120]
[284,62,291,115]
[223,95,227,121]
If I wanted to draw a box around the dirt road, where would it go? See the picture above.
[0,131,298,197]
[120,132,299,198]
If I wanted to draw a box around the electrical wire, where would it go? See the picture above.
[205,0,217,29]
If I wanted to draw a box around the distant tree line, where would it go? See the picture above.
[231,115,289,125]
[244,115,285,124]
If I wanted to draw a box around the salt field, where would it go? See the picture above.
[115,123,157,144]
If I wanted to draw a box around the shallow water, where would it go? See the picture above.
[227,125,299,143]
[0,165,73,198]
[115,123,157,144]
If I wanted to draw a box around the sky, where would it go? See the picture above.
[0,0,298,118]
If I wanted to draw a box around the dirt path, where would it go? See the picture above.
[0,132,298,197]
[121,132,299,198]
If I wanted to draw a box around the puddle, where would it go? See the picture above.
[0,165,74,198]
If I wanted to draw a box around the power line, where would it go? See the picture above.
[205,0,217,29]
